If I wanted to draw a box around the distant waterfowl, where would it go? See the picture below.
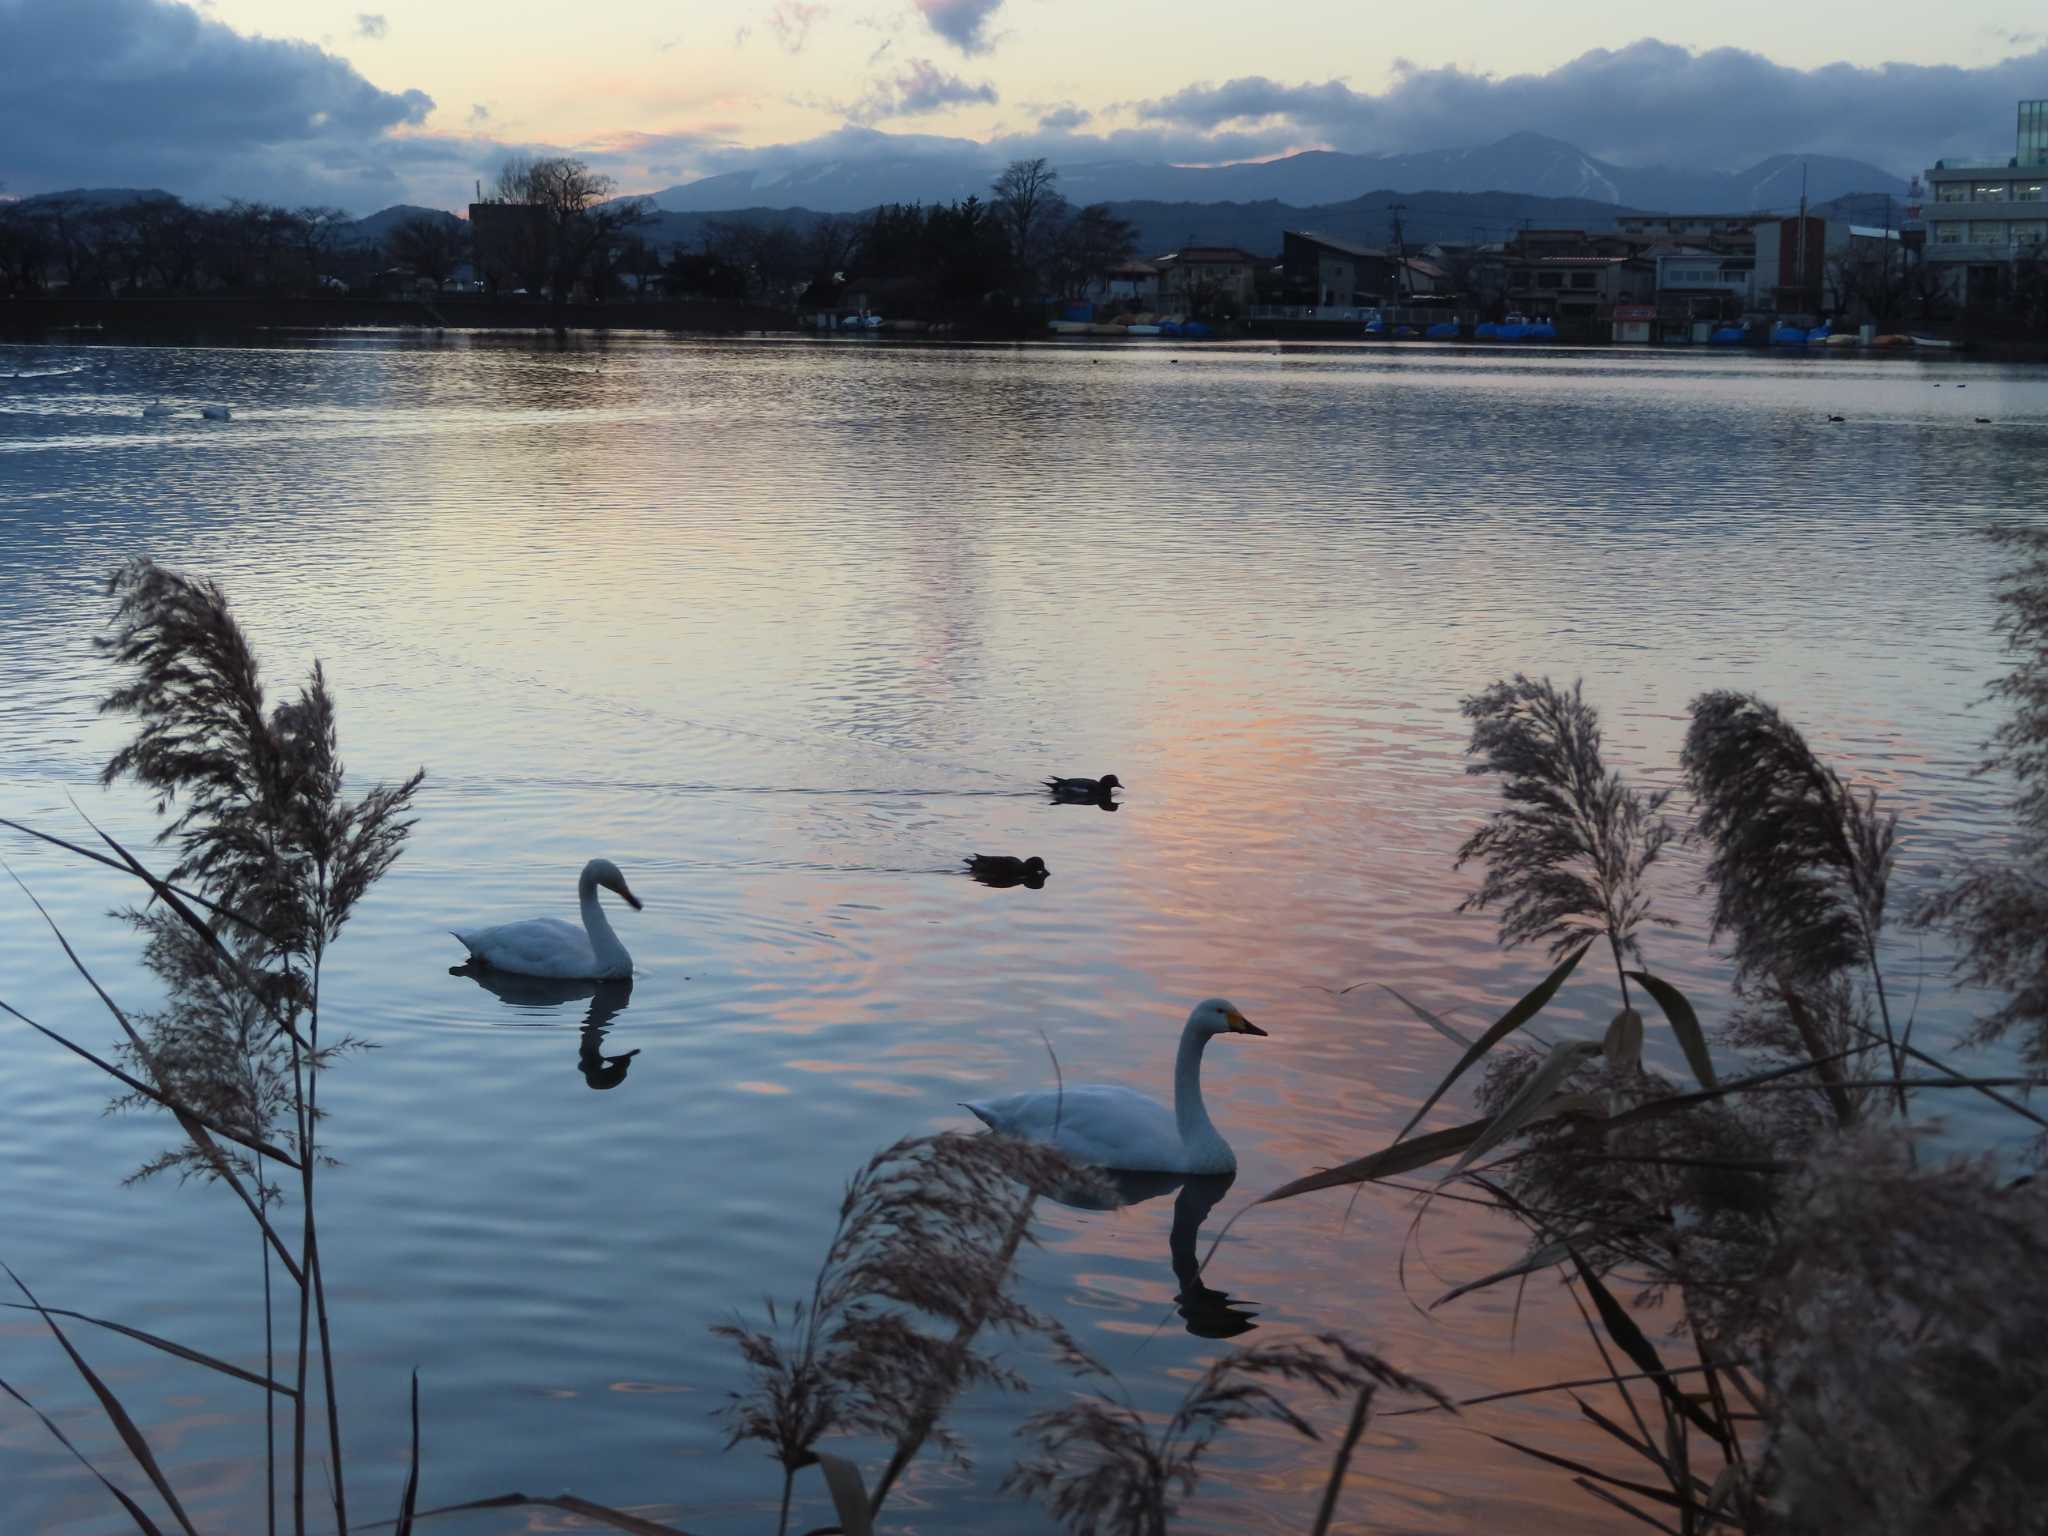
[1046,773,1121,800]
[1976,417,1992,424]
[451,858,642,979]
[1826,414,1845,423]
[142,399,175,418]
[962,998,1266,1174]
[200,404,232,421]
[965,853,1048,888]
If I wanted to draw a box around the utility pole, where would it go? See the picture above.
[1389,202,1411,299]
[1795,160,1809,317]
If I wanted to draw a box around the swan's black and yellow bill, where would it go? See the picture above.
[1225,1008,1267,1037]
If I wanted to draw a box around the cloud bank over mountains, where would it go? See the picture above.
[4,0,2046,215]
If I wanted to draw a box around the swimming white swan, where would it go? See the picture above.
[963,999,1266,1174]
[450,858,642,979]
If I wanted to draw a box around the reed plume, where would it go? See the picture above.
[93,557,423,1536]
[1919,526,2048,1067]
[1681,692,1895,992]
[1456,676,1673,998]
[1006,1334,1447,1536]
[714,1131,1101,1535]
[1756,1130,2048,1535]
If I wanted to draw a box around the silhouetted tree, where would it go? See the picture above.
[389,215,467,289]
[491,155,649,318]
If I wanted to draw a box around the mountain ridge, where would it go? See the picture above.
[649,132,1908,216]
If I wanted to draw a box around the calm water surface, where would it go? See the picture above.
[1,335,2044,1534]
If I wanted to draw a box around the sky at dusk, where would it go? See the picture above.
[5,0,2048,213]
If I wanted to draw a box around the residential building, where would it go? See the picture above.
[1614,213,1772,254]
[1653,249,1755,317]
[1152,246,1259,317]
[468,201,550,292]
[1919,100,2048,305]
[1090,260,1159,307]
[1281,231,1405,306]
[1500,232,1655,323]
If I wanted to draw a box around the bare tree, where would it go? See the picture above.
[991,158,1064,293]
[388,215,468,289]
[490,155,649,318]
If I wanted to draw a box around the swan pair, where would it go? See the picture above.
[452,861,1264,1175]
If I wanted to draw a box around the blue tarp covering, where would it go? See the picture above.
[1182,321,1212,338]
[1425,321,1459,338]
[1709,326,1747,345]
[1159,321,1183,336]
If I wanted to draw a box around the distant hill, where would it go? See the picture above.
[343,204,464,246]
[628,188,1638,262]
[14,187,181,209]
[650,132,1909,216]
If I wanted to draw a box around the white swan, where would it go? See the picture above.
[963,999,1266,1174]
[450,858,642,980]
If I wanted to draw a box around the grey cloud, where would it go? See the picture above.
[767,0,828,53]
[1036,104,1091,132]
[2,0,438,206]
[355,12,386,38]
[467,103,491,125]
[848,57,996,123]
[914,0,1000,55]
[1135,39,2048,175]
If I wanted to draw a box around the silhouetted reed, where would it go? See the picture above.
[1456,675,1674,1000]
[1920,525,2048,1068]
[1006,1334,1449,1536]
[1245,546,2048,1533]
[715,1130,1104,1535]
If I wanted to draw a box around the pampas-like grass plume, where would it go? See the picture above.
[1456,676,1673,991]
[714,1131,1102,1536]
[1919,526,2048,1067]
[1757,1129,2048,1535]
[1681,691,1895,991]
[1005,1334,1449,1536]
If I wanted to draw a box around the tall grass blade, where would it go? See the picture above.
[0,1302,295,1395]
[0,1372,167,1536]
[814,1450,873,1536]
[376,1492,696,1534]
[393,1371,420,1536]
[1307,1384,1377,1536]
[1571,1477,1682,1534]
[1378,984,1477,1049]
[1394,937,1593,1144]
[1485,1434,1686,1509]
[1256,1117,1492,1204]
[1568,1254,1723,1444]
[1603,1008,1645,1074]
[1625,972,1716,1089]
[1573,1393,1671,1475]
[0,996,299,1168]
[0,814,271,944]
[1431,1236,1580,1309]
[4,1264,201,1536]
[1446,1040,1604,1180]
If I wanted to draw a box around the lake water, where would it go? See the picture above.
[1,333,2044,1535]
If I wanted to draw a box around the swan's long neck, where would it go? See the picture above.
[1173,1024,1226,1156]
[578,875,632,976]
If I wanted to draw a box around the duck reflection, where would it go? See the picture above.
[448,964,640,1090]
[1048,1169,1258,1339]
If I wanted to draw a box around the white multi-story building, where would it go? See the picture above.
[1920,100,2048,305]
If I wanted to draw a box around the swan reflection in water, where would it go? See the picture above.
[448,964,641,1090]
[1048,1169,1257,1339]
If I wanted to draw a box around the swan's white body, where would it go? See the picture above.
[964,999,1265,1174]
[451,858,641,980]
